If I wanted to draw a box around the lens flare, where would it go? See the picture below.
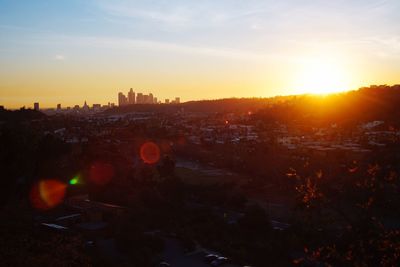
[30,179,67,210]
[89,162,114,185]
[69,176,79,185]
[140,142,161,164]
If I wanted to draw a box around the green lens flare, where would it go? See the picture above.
[69,177,79,185]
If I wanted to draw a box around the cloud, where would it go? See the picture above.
[102,4,189,24]
[95,1,272,31]
[96,1,193,30]
[34,34,277,61]
[54,54,65,60]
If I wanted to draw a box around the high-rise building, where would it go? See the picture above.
[118,92,127,106]
[175,97,180,104]
[149,93,153,104]
[143,94,149,104]
[136,93,143,104]
[82,101,90,112]
[165,99,170,104]
[128,88,135,104]
[34,102,39,111]
[153,97,157,104]
[93,104,101,111]
[57,104,61,110]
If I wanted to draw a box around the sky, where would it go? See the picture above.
[0,0,399,108]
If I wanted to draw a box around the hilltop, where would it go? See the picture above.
[105,84,400,124]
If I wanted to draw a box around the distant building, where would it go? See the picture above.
[143,94,149,104]
[34,102,40,111]
[175,97,180,104]
[82,101,90,112]
[136,93,143,104]
[117,89,166,105]
[165,99,170,104]
[0,105,4,110]
[118,92,127,106]
[128,88,135,104]
[57,104,61,110]
[93,104,101,111]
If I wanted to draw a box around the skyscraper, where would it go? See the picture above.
[149,93,153,104]
[136,93,143,104]
[143,94,149,104]
[82,101,89,112]
[118,92,127,106]
[175,97,180,104]
[34,102,39,111]
[128,88,135,104]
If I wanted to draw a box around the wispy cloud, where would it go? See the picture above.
[96,1,194,31]
[54,54,65,60]
[94,0,271,31]
[34,34,278,61]
[100,3,189,24]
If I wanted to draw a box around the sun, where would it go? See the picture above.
[292,56,350,95]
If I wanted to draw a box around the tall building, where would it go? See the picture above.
[118,92,127,106]
[136,93,143,104]
[34,102,39,111]
[165,99,170,104]
[153,97,157,104]
[128,88,135,104]
[92,104,101,111]
[149,93,153,104]
[82,101,90,112]
[143,94,149,104]
[56,104,61,111]
[175,97,180,104]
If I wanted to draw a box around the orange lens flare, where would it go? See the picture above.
[89,162,115,185]
[140,142,161,164]
[30,179,67,210]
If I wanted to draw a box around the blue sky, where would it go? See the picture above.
[1,0,399,107]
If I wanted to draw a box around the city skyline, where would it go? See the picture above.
[1,1,400,108]
[118,88,180,106]
[8,88,181,110]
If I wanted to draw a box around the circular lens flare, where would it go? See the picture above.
[69,176,79,185]
[140,142,161,164]
[89,162,114,185]
[30,179,67,210]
